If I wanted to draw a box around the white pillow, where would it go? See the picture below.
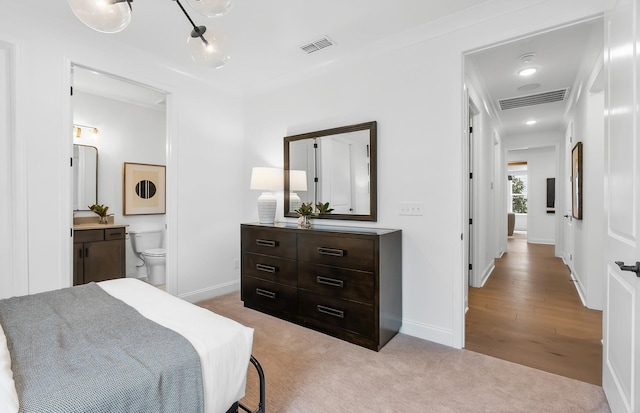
[0,322,19,413]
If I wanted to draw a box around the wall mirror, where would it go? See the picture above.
[284,121,377,221]
[73,144,98,211]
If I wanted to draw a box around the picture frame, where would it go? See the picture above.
[123,162,166,215]
[571,142,583,220]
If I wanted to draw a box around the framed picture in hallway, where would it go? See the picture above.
[571,142,583,220]
[123,162,166,215]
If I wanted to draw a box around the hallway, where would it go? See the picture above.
[465,235,603,385]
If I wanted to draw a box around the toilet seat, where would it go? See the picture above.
[142,248,166,257]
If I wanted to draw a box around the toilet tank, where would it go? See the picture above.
[129,228,163,254]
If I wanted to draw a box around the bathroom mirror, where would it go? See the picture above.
[73,144,98,211]
[284,121,377,221]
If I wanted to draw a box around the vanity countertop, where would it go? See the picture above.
[74,223,128,230]
[73,216,128,230]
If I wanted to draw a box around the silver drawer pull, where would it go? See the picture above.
[316,276,344,288]
[317,305,344,318]
[255,288,276,299]
[256,239,277,247]
[256,263,277,273]
[317,247,344,257]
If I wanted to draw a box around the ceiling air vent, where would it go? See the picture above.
[499,88,568,110]
[300,37,335,54]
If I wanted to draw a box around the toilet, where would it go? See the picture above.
[129,228,166,286]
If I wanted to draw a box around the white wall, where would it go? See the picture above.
[73,91,167,278]
[242,0,612,347]
[567,63,605,310]
[1,0,613,348]
[1,1,244,301]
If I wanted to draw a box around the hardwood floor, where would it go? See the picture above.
[465,234,603,385]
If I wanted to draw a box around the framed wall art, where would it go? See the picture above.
[571,142,583,220]
[123,162,166,215]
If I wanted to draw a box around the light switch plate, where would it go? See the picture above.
[399,202,424,216]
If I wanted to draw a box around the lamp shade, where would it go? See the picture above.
[186,0,233,17]
[289,170,307,192]
[250,167,282,191]
[67,0,132,33]
[188,26,230,68]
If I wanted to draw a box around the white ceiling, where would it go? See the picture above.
[21,1,605,139]
[466,17,604,139]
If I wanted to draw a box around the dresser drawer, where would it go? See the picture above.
[298,290,374,337]
[298,262,374,304]
[242,227,297,259]
[242,276,297,317]
[297,234,375,271]
[242,253,297,286]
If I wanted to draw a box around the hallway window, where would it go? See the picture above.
[511,171,528,213]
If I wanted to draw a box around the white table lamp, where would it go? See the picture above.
[289,170,307,210]
[250,167,282,224]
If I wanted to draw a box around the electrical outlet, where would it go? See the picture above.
[399,202,424,216]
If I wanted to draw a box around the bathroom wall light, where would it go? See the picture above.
[525,120,537,125]
[67,0,231,68]
[73,124,100,138]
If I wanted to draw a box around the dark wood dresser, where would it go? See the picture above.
[241,223,402,351]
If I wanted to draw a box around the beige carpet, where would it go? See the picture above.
[198,292,610,413]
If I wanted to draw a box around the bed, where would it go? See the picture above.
[0,278,265,413]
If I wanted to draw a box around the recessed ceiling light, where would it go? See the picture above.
[525,120,537,125]
[518,68,537,77]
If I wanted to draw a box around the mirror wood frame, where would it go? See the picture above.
[284,121,377,221]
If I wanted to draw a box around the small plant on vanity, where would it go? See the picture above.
[88,204,113,224]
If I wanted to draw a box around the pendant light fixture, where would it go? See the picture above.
[67,0,132,33]
[185,0,232,18]
[67,0,231,68]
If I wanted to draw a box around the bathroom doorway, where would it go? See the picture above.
[70,65,171,288]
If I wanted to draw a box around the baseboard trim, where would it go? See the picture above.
[527,238,555,245]
[178,280,240,303]
[568,270,587,307]
[400,318,455,348]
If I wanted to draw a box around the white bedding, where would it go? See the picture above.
[0,278,254,413]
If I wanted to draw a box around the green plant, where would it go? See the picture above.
[315,202,334,214]
[294,202,314,217]
[88,204,113,218]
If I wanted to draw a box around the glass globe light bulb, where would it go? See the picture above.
[185,0,232,17]
[188,27,230,68]
[67,0,132,34]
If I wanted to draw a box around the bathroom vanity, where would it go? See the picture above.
[73,221,127,286]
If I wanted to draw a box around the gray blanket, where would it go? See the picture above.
[0,282,204,413]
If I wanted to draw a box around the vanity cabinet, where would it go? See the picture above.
[73,227,126,285]
[241,223,402,351]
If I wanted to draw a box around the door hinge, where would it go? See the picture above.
[469,172,473,179]
[469,264,473,270]
[469,218,473,225]
[70,228,73,237]
[70,157,73,167]
[460,233,463,241]
[70,86,73,96]
[469,126,473,133]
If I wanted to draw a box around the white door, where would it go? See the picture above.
[564,124,575,270]
[603,1,640,411]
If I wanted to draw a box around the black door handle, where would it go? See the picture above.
[615,261,640,277]
[563,214,570,218]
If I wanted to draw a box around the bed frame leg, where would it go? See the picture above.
[238,355,265,413]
